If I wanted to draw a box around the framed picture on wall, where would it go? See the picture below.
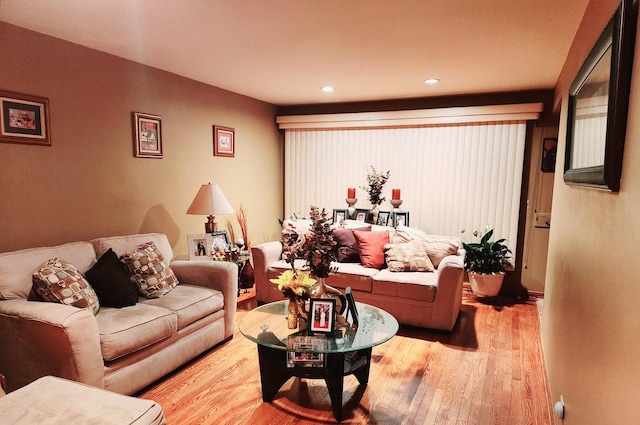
[213,125,235,157]
[0,90,50,146]
[133,112,163,158]
[187,234,213,261]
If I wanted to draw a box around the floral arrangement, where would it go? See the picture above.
[269,269,316,300]
[303,206,338,278]
[361,165,391,206]
[461,225,513,274]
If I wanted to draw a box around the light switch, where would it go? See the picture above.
[534,213,551,228]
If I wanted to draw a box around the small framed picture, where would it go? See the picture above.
[309,298,336,334]
[376,211,391,226]
[133,112,163,158]
[393,211,410,227]
[333,208,348,225]
[345,287,358,330]
[541,137,557,173]
[0,90,50,146]
[213,125,235,157]
[354,208,369,223]
[286,335,327,368]
[210,230,230,252]
[187,234,213,261]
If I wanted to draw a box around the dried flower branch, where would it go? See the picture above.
[361,165,391,206]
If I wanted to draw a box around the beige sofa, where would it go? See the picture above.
[0,233,237,394]
[252,220,465,331]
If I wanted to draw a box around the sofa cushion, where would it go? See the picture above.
[32,258,100,315]
[84,248,138,308]
[372,269,437,302]
[392,227,460,267]
[91,233,174,267]
[384,240,435,272]
[353,230,390,269]
[332,227,370,263]
[96,303,177,361]
[121,242,178,298]
[0,242,96,301]
[139,284,224,330]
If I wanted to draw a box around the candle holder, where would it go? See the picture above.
[346,198,357,219]
[390,199,403,211]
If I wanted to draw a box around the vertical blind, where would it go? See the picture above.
[284,121,527,253]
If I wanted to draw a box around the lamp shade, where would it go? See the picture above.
[186,184,234,216]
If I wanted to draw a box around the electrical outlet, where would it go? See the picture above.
[534,213,551,228]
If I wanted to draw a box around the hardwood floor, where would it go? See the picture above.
[138,290,552,424]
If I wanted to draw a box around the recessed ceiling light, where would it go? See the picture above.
[424,78,440,85]
[321,86,335,93]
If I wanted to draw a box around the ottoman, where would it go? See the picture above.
[0,376,165,424]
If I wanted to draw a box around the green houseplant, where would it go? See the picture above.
[463,226,513,297]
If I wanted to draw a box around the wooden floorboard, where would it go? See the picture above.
[138,290,553,424]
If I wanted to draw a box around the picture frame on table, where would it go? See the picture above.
[345,287,359,329]
[210,230,230,252]
[309,298,336,334]
[333,208,348,225]
[213,125,235,157]
[563,0,635,192]
[133,112,163,158]
[393,211,409,227]
[376,211,391,226]
[0,90,50,146]
[187,234,213,261]
[354,208,369,223]
[286,335,327,368]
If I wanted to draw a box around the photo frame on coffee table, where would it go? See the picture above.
[309,298,336,334]
[345,287,358,329]
[187,234,213,261]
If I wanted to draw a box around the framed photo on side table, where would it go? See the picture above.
[187,234,213,261]
[0,90,50,146]
[309,298,336,334]
[213,125,235,157]
[133,112,163,158]
[210,230,230,252]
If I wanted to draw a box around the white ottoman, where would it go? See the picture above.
[0,376,165,424]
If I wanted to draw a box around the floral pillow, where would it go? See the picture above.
[392,227,460,267]
[32,258,100,315]
[384,240,435,272]
[120,241,178,298]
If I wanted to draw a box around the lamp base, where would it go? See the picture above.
[205,215,218,233]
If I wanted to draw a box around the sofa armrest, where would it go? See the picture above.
[170,260,238,339]
[431,253,465,331]
[0,299,104,392]
[251,241,283,303]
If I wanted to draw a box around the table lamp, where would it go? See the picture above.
[187,183,234,233]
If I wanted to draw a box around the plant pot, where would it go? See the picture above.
[468,271,505,297]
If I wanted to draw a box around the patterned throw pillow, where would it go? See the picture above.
[120,241,178,298]
[32,258,100,315]
[391,227,460,267]
[384,240,435,272]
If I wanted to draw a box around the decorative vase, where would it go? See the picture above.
[468,271,505,297]
[239,262,254,289]
[287,298,299,329]
[311,278,347,315]
[369,204,380,225]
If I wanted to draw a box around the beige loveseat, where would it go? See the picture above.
[0,233,237,394]
[252,220,465,331]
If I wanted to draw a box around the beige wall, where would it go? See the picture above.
[543,0,640,423]
[0,23,284,256]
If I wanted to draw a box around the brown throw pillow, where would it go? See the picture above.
[332,227,371,263]
[353,230,390,269]
[120,241,178,298]
[32,258,100,315]
[384,240,435,272]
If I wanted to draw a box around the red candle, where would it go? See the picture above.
[392,188,400,200]
[347,187,356,198]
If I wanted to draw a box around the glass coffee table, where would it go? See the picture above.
[239,300,398,421]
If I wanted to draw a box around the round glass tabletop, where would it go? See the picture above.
[239,300,398,354]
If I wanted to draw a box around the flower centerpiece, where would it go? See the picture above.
[462,225,513,297]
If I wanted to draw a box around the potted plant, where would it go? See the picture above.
[462,226,513,297]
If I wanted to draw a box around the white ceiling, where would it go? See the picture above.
[0,0,591,106]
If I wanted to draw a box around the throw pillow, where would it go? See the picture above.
[332,227,371,263]
[32,258,100,315]
[384,240,435,272]
[84,248,138,308]
[120,241,178,298]
[392,227,460,267]
[352,230,390,269]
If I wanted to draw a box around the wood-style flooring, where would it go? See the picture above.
[138,290,552,424]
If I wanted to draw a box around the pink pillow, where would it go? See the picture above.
[353,230,390,269]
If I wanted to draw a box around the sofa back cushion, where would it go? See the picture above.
[0,242,97,300]
[91,233,174,266]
